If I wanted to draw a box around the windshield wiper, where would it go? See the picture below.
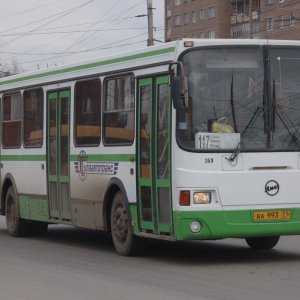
[230,73,238,133]
[241,105,264,137]
[227,142,241,162]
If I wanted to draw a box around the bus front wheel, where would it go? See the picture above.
[245,236,280,250]
[110,191,138,256]
[5,186,31,237]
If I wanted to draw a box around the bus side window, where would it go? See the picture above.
[103,75,135,145]
[2,93,22,148]
[75,79,101,146]
[24,88,44,148]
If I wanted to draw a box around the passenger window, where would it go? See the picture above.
[75,79,101,146]
[24,88,44,148]
[2,93,21,148]
[103,75,135,145]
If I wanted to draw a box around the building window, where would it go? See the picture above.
[191,11,196,23]
[208,6,216,19]
[166,0,172,10]
[290,13,295,26]
[75,79,101,146]
[2,93,21,148]
[103,75,135,145]
[200,32,205,38]
[252,20,259,34]
[175,0,180,5]
[184,12,189,25]
[265,17,274,31]
[208,30,215,39]
[279,15,285,28]
[279,0,284,3]
[24,88,43,148]
[199,9,205,21]
[174,15,181,26]
[265,0,273,4]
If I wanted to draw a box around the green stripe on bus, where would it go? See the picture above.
[70,154,134,162]
[173,208,300,240]
[1,154,133,162]
[1,155,46,161]
[0,47,176,86]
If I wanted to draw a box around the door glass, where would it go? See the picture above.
[49,100,57,175]
[140,86,151,179]
[60,97,69,176]
[141,187,152,221]
[49,182,58,212]
[61,182,70,218]
[157,84,169,179]
[158,188,170,224]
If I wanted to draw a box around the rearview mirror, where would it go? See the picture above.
[169,62,189,110]
[171,76,184,109]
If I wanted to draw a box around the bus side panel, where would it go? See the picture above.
[70,149,136,230]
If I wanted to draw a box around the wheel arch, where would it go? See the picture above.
[1,174,19,216]
[103,178,130,232]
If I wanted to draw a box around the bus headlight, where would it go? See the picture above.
[193,192,211,204]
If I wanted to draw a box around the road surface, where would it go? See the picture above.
[0,216,299,300]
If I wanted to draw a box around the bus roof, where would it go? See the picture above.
[1,38,300,91]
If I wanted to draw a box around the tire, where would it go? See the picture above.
[110,191,140,256]
[5,186,31,237]
[245,236,280,250]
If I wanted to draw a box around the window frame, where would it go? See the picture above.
[103,73,135,146]
[74,77,102,147]
[265,17,274,31]
[23,87,44,148]
[2,92,22,149]
[208,6,216,19]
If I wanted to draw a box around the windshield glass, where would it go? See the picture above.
[269,47,300,150]
[177,46,300,152]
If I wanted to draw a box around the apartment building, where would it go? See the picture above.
[260,0,300,39]
[165,0,232,41]
[165,0,300,41]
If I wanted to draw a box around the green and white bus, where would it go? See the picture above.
[2,39,300,255]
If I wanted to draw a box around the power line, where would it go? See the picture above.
[0,27,161,37]
[0,32,150,57]
[0,0,69,20]
[0,0,98,65]
[64,0,144,53]
[0,0,96,35]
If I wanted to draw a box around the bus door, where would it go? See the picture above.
[47,90,71,221]
[137,76,173,235]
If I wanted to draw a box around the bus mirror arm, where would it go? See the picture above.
[169,62,189,110]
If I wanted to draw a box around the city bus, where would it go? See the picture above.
[1,39,300,255]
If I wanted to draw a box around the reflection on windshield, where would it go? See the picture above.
[177,46,300,152]
[270,48,300,148]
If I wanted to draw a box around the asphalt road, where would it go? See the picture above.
[0,216,300,300]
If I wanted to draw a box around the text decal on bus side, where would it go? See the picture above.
[74,150,119,181]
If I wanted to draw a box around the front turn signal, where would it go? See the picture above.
[179,190,190,206]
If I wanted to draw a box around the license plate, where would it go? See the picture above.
[253,210,291,222]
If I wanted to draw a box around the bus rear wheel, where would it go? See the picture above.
[245,236,280,250]
[111,192,139,256]
[5,186,31,237]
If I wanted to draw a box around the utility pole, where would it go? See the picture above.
[147,0,154,46]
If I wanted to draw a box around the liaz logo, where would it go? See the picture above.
[74,150,119,181]
[265,180,280,196]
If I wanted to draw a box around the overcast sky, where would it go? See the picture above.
[0,0,164,72]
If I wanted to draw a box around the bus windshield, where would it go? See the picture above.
[177,46,300,152]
